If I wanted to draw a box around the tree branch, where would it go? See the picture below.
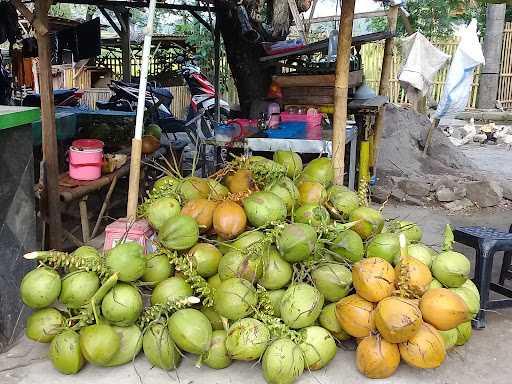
[10,0,49,35]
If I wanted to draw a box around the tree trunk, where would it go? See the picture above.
[477,3,506,109]
[216,2,273,115]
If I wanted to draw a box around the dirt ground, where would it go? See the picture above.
[2,202,512,384]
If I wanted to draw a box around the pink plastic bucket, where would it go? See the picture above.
[68,140,104,181]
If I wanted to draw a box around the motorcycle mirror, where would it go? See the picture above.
[176,56,185,64]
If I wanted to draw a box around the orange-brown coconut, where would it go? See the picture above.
[399,323,446,369]
[374,296,422,343]
[419,288,469,331]
[395,256,433,298]
[352,257,395,302]
[224,170,255,194]
[335,294,375,338]
[356,335,400,379]
[212,201,247,240]
[181,199,218,233]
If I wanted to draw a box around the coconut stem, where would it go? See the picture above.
[161,248,215,307]
[138,296,199,330]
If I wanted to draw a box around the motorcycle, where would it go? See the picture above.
[96,56,230,149]
[22,88,84,107]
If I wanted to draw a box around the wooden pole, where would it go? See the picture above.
[332,0,355,185]
[34,0,63,249]
[378,5,399,98]
[126,0,157,219]
[115,8,132,82]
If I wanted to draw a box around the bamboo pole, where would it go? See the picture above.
[126,0,157,219]
[332,0,356,185]
[34,0,63,249]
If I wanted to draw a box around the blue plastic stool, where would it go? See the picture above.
[453,226,512,329]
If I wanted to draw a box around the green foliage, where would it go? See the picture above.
[369,1,486,38]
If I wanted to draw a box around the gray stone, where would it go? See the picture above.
[453,185,467,199]
[396,178,431,198]
[501,180,512,201]
[433,176,459,191]
[443,198,474,211]
[436,187,457,202]
[465,180,503,207]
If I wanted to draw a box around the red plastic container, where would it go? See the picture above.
[280,112,322,139]
[103,218,154,254]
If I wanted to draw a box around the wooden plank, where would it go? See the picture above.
[332,0,356,185]
[273,70,362,87]
[305,10,388,25]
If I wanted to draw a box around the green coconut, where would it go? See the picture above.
[106,325,143,366]
[299,326,337,370]
[394,243,435,268]
[266,177,299,213]
[432,251,471,288]
[208,274,223,290]
[311,263,352,302]
[49,329,85,374]
[455,321,472,346]
[396,221,423,242]
[262,338,305,384]
[302,157,334,187]
[329,229,364,263]
[268,289,286,317]
[80,323,120,366]
[214,278,257,320]
[277,223,317,263]
[20,267,61,309]
[429,278,443,290]
[349,207,385,240]
[218,250,262,283]
[188,243,222,278]
[439,328,458,350]
[201,307,225,330]
[204,330,232,369]
[207,178,229,199]
[106,242,146,282]
[151,277,193,306]
[259,247,293,290]
[328,189,360,219]
[319,303,351,341]
[451,286,480,318]
[142,253,173,285]
[145,197,181,230]
[153,175,178,191]
[26,308,65,343]
[297,180,327,205]
[59,271,100,309]
[225,318,270,361]
[462,279,480,298]
[101,283,143,326]
[243,191,287,227]
[178,177,210,201]
[366,233,400,264]
[145,123,162,139]
[159,215,199,250]
[293,203,330,227]
[70,246,100,271]
[229,231,266,252]
[143,323,181,370]
[280,284,324,329]
[168,308,212,354]
[273,151,303,179]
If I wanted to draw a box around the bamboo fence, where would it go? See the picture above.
[498,22,512,109]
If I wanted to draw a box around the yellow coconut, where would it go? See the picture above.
[335,294,375,338]
[395,256,433,298]
[224,170,255,193]
[399,323,446,369]
[356,335,401,379]
[374,297,422,343]
[352,258,395,303]
[419,288,469,331]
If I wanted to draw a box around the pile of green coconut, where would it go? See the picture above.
[19,152,479,383]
